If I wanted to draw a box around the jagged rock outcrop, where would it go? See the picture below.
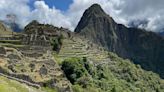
[75,4,164,78]
[75,4,119,52]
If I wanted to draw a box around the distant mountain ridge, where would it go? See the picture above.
[0,21,15,35]
[158,31,164,37]
[75,4,164,78]
[0,20,22,32]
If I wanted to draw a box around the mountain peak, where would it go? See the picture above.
[25,20,39,29]
[29,20,39,25]
[89,4,102,10]
[86,3,106,17]
[75,4,112,33]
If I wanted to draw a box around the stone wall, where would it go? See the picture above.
[21,51,43,58]
[0,67,40,89]
[0,34,21,40]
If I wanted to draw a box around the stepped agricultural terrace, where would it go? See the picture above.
[0,22,73,92]
[58,35,109,64]
[0,20,111,91]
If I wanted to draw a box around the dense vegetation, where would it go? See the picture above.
[61,53,164,92]
[61,57,89,84]
[51,35,63,52]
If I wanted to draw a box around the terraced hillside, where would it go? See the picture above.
[57,35,164,92]
[0,46,72,91]
[0,21,72,92]
[58,35,109,63]
[0,20,163,92]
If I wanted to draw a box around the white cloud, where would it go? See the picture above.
[0,0,164,32]
[0,0,30,28]
[0,0,72,29]
[29,1,72,30]
[68,0,164,32]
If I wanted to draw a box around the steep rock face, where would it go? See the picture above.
[75,4,125,56]
[75,4,164,78]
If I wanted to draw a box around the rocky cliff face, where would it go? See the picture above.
[75,4,164,78]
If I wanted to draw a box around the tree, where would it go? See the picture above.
[61,57,88,84]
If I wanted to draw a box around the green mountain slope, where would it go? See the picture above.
[75,4,164,78]
[56,36,164,92]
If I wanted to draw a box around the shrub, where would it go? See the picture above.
[72,85,83,92]
[61,57,88,84]
[51,35,63,52]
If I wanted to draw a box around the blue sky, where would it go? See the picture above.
[0,0,163,32]
[29,0,73,11]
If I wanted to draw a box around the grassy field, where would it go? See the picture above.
[0,76,58,92]
[0,76,42,92]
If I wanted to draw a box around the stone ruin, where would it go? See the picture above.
[0,34,21,40]
[0,47,6,55]
[21,33,51,47]
[21,51,43,58]
[0,21,73,92]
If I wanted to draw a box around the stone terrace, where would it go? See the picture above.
[58,35,109,63]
